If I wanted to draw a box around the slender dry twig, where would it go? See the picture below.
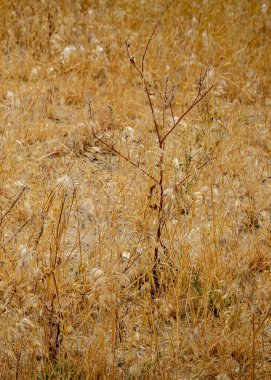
[125,41,161,142]
[92,127,158,183]
[0,186,28,227]
[125,2,213,294]
[92,1,213,295]
[3,219,30,247]
[255,306,271,336]
[161,84,214,143]
[141,0,175,74]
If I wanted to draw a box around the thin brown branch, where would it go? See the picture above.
[144,80,161,142]
[141,0,175,74]
[161,85,214,143]
[92,128,158,183]
[3,220,30,247]
[169,102,175,126]
[179,143,218,184]
[126,0,175,145]
[125,41,143,79]
[255,306,271,336]
[126,40,161,143]
[0,186,28,226]
[32,215,45,251]
[54,192,66,270]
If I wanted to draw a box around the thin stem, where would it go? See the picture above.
[141,0,175,74]
[92,128,158,183]
[0,186,28,226]
[144,80,161,143]
[161,85,214,143]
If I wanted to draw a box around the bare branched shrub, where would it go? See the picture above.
[0,0,271,379]
[92,1,213,295]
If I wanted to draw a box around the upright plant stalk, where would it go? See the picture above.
[125,3,213,294]
[92,0,213,295]
[153,140,166,292]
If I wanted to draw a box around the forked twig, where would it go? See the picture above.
[161,84,214,143]
[125,41,161,142]
[124,2,213,295]
[91,0,213,296]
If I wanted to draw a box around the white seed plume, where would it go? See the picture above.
[123,126,135,139]
[80,200,95,220]
[6,90,14,100]
[122,251,131,260]
[172,158,180,169]
[62,45,77,61]
[202,31,209,49]
[187,29,195,40]
[56,175,73,189]
[90,267,104,279]
[164,187,175,200]
[261,2,268,14]
[30,67,40,78]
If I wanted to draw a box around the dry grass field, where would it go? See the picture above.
[0,0,271,378]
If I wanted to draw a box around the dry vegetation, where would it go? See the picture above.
[0,0,271,379]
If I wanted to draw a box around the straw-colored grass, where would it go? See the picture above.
[0,0,271,378]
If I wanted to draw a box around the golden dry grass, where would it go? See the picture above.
[0,0,271,379]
